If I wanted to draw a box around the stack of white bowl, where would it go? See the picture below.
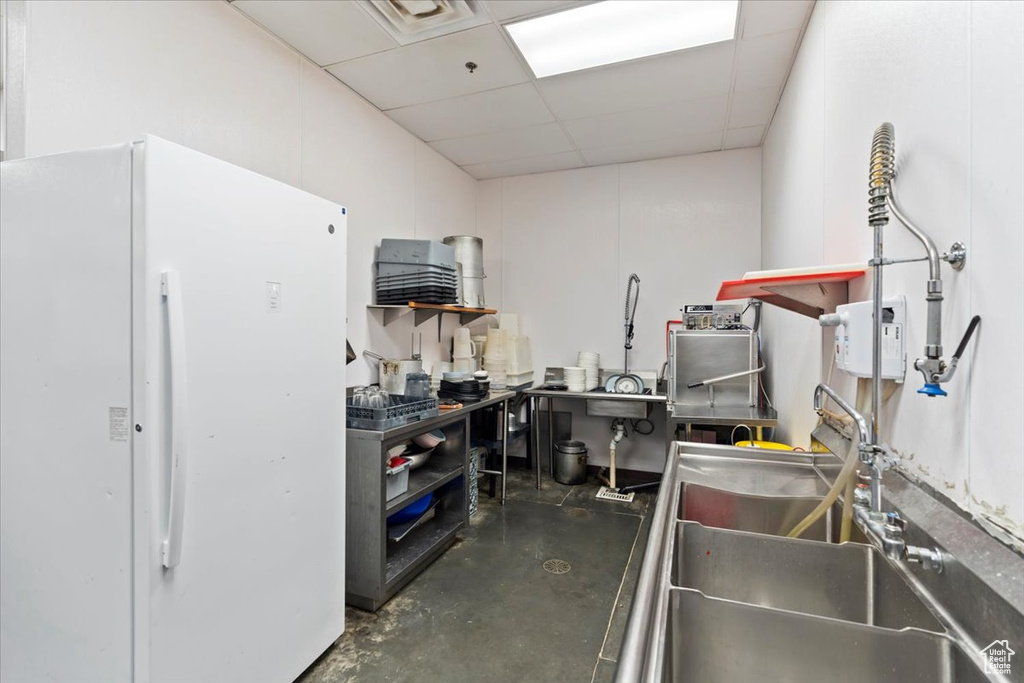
[484,328,507,389]
[577,351,600,391]
[564,366,587,392]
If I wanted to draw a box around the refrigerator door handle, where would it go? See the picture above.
[161,270,189,568]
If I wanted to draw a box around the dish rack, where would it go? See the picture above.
[346,395,439,430]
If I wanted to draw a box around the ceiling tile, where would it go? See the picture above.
[729,87,780,128]
[386,83,554,142]
[740,0,814,39]
[537,41,736,120]
[430,122,574,166]
[234,0,396,67]
[724,125,765,149]
[462,150,585,179]
[734,30,800,92]
[563,96,728,149]
[326,25,529,110]
[482,0,585,22]
[580,132,724,166]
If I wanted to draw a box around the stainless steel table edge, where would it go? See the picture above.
[348,389,514,505]
[523,388,668,489]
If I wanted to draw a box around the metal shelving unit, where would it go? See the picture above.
[345,391,513,612]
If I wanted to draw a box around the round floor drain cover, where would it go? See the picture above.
[543,559,571,574]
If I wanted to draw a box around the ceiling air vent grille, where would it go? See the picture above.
[363,0,486,44]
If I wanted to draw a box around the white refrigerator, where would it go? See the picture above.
[0,137,347,682]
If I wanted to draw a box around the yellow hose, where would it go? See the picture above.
[840,464,856,543]
[786,437,860,539]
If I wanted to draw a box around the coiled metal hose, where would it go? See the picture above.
[868,122,895,227]
[624,273,640,349]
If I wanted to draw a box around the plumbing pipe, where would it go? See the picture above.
[609,421,626,490]
[664,320,682,356]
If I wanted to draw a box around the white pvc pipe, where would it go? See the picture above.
[609,439,617,489]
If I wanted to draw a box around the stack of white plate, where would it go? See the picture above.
[564,366,587,392]
[577,351,600,391]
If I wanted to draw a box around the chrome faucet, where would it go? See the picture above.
[814,383,944,571]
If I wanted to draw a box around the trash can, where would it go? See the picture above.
[554,440,588,485]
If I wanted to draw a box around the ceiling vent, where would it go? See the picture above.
[361,0,488,45]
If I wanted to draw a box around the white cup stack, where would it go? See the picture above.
[484,328,508,389]
[431,361,452,394]
[564,366,587,392]
[577,351,600,391]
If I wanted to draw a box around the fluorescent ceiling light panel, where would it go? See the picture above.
[506,0,739,78]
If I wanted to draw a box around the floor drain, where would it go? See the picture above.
[596,486,635,503]
[543,559,571,575]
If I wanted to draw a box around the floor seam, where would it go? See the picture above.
[597,515,646,662]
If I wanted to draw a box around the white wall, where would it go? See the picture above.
[14,0,478,385]
[762,0,1024,545]
[479,149,762,472]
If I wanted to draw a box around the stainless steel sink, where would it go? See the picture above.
[673,521,943,631]
[615,442,1010,683]
[676,443,834,541]
[677,443,867,542]
[665,588,988,683]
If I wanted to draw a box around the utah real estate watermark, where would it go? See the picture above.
[980,640,1015,676]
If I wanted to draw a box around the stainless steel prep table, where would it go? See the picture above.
[524,388,668,488]
[348,389,515,503]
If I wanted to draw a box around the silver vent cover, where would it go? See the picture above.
[362,0,487,45]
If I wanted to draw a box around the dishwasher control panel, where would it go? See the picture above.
[682,304,743,330]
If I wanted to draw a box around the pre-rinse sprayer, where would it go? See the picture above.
[867,122,977,402]
[796,123,983,568]
[623,274,640,374]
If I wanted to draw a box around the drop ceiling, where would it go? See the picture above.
[232,0,814,179]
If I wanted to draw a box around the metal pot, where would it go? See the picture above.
[364,351,422,395]
[443,235,485,278]
[554,440,588,485]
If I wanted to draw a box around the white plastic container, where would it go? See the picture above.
[386,457,411,501]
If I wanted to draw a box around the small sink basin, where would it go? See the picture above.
[672,521,943,631]
[664,589,988,683]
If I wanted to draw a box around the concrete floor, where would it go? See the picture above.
[299,464,654,683]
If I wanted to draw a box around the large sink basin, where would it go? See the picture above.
[665,588,988,683]
[673,521,943,631]
[615,442,999,683]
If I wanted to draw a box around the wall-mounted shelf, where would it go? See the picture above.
[717,264,867,318]
[368,302,497,330]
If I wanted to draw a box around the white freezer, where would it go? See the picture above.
[0,137,347,682]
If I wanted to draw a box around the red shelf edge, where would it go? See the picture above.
[716,268,867,317]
